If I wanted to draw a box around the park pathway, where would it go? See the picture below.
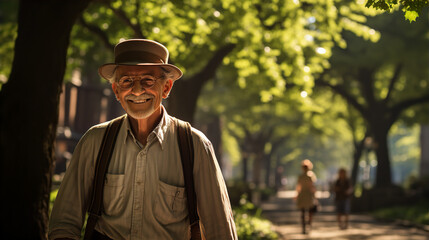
[260,190,429,240]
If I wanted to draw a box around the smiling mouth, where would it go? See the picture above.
[128,98,151,104]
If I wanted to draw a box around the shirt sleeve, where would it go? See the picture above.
[192,130,238,240]
[48,127,103,240]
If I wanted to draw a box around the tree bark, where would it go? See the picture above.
[351,136,366,186]
[250,137,266,187]
[242,154,248,182]
[372,127,392,187]
[0,0,89,238]
[264,153,272,187]
[252,152,263,186]
[356,68,394,187]
[166,76,201,123]
[205,115,223,169]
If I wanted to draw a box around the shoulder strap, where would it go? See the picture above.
[84,116,124,240]
[176,119,201,239]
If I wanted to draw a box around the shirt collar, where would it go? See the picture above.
[123,106,171,150]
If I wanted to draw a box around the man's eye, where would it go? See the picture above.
[143,78,155,84]
[122,78,133,83]
[119,78,134,88]
[120,78,133,84]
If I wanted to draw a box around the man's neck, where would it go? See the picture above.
[128,107,163,145]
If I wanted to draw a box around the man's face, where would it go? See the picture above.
[112,65,173,120]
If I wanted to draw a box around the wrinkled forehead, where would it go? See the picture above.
[115,65,162,77]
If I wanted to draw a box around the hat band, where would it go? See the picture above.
[115,51,165,64]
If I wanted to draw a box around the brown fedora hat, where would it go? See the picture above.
[98,39,183,82]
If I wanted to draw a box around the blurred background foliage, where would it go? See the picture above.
[1,0,429,236]
[1,0,428,198]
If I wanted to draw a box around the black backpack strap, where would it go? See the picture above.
[84,116,124,240]
[176,119,201,239]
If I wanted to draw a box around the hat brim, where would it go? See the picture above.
[99,63,183,83]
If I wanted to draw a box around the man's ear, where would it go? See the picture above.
[162,79,173,98]
[112,83,120,101]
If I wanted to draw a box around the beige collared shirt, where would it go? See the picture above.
[49,109,237,240]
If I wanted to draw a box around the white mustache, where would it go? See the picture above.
[125,94,153,101]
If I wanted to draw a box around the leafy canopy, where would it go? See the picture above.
[365,0,429,22]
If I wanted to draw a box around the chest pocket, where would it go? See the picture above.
[154,181,188,225]
[103,173,125,216]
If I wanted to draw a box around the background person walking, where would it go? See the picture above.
[334,168,353,230]
[295,159,317,234]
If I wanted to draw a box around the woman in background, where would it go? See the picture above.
[296,159,317,234]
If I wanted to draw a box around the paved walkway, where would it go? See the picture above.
[260,190,429,240]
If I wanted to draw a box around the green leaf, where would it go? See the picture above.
[404,10,419,22]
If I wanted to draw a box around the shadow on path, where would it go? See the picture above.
[260,190,429,240]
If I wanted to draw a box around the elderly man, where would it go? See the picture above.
[49,39,237,240]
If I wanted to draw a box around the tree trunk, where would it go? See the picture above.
[264,153,272,187]
[205,115,223,169]
[242,154,248,182]
[0,1,89,238]
[351,136,366,186]
[372,127,392,187]
[166,78,200,123]
[252,152,262,186]
[274,157,283,191]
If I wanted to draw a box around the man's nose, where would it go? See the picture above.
[131,80,146,94]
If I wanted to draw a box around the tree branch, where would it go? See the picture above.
[165,43,236,122]
[389,92,429,126]
[135,1,140,22]
[358,67,377,107]
[384,63,402,103]
[100,0,144,38]
[189,43,236,88]
[315,78,368,119]
[78,15,114,50]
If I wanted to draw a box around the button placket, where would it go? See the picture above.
[131,150,146,239]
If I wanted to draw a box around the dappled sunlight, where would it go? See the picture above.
[272,221,429,240]
[277,190,331,199]
[262,190,428,240]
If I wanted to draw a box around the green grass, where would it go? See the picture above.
[372,199,429,225]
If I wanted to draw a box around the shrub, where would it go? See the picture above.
[227,180,253,207]
[372,199,429,225]
[234,194,279,240]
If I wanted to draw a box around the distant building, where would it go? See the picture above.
[54,81,123,184]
